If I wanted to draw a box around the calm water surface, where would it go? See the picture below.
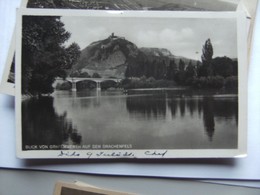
[22,89,238,150]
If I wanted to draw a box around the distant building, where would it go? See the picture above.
[109,33,125,40]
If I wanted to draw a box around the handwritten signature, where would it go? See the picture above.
[144,150,168,158]
[58,151,80,157]
[57,150,168,158]
[86,151,135,159]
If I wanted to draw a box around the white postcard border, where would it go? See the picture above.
[16,9,248,159]
[0,0,26,96]
[0,31,15,96]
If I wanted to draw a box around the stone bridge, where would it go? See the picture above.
[62,77,122,91]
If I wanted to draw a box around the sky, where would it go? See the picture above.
[219,0,240,4]
[61,14,238,60]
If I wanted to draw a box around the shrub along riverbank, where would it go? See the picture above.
[55,75,237,92]
[121,76,237,91]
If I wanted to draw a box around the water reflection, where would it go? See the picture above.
[126,95,166,119]
[186,98,196,116]
[22,89,238,150]
[202,97,215,141]
[22,97,82,150]
[168,99,177,117]
[126,92,238,142]
[179,98,186,117]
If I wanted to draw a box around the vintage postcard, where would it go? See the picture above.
[16,9,247,159]
[24,0,240,11]
[0,32,15,96]
[54,181,135,195]
[0,0,250,96]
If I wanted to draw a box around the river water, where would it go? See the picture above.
[22,88,238,150]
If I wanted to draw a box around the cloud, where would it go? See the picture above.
[136,30,158,47]
[66,26,108,49]
[212,40,224,46]
[136,27,194,49]
[159,28,178,43]
[85,27,107,42]
[181,28,194,38]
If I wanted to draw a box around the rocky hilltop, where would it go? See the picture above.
[73,33,197,78]
[74,33,141,78]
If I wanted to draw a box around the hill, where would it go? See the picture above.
[73,33,198,79]
[74,33,143,78]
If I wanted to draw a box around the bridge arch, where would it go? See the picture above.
[65,77,122,92]
[74,79,97,91]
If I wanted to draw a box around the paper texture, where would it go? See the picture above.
[1,0,257,96]
[0,0,260,184]
[16,9,247,159]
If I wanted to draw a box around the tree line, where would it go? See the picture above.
[124,39,238,90]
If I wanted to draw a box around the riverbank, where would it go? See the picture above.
[122,78,177,89]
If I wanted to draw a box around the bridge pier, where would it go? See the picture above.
[71,81,77,92]
[96,82,101,91]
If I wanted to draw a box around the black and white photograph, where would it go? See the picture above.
[16,10,247,158]
[0,0,243,96]
[25,0,240,11]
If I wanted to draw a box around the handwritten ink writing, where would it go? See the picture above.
[58,151,80,157]
[86,152,93,159]
[96,151,135,158]
[57,150,169,158]
[144,150,168,158]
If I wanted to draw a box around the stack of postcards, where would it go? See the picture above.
[0,0,257,160]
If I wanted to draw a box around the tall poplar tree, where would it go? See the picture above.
[199,38,213,77]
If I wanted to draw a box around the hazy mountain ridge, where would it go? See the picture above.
[74,34,198,78]
[140,47,173,57]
